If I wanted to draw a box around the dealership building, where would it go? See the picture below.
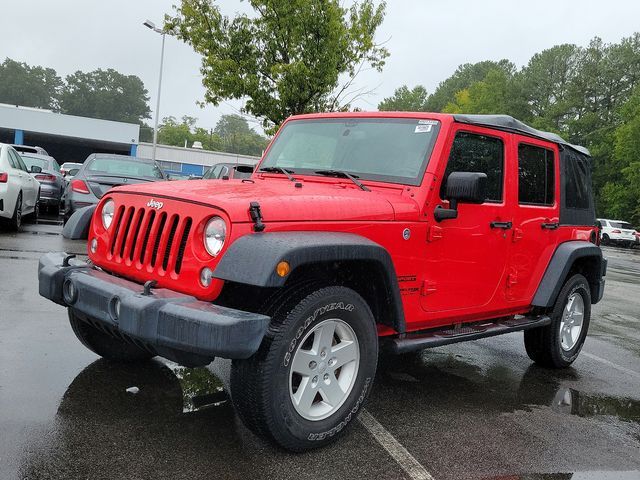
[0,103,259,175]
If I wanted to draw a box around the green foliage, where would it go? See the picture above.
[59,69,151,123]
[0,58,62,110]
[166,0,389,133]
[378,85,429,111]
[158,114,268,156]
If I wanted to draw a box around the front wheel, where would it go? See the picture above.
[524,274,591,368]
[230,286,378,451]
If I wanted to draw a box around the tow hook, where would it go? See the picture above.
[142,280,158,296]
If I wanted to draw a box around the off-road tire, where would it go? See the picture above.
[524,274,591,368]
[69,309,154,362]
[8,192,23,231]
[230,286,378,451]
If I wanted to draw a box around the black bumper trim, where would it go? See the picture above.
[38,252,270,362]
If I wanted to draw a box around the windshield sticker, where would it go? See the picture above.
[418,119,438,125]
[414,124,432,133]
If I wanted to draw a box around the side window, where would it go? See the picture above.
[6,149,18,169]
[14,153,28,172]
[441,131,504,202]
[210,165,223,179]
[518,144,555,206]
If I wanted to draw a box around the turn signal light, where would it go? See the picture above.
[71,179,90,194]
[276,261,291,277]
[0,172,7,183]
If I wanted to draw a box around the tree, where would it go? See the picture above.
[166,0,389,133]
[378,85,429,111]
[425,60,515,112]
[214,114,268,155]
[442,68,514,115]
[0,58,62,110]
[157,116,223,151]
[59,69,151,124]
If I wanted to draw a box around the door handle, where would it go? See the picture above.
[541,222,559,230]
[490,221,512,229]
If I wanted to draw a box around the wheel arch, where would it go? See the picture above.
[213,232,406,333]
[532,241,606,308]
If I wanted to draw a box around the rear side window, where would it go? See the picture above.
[441,131,504,202]
[518,144,555,206]
[564,152,590,209]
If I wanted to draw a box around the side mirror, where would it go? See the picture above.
[30,165,43,173]
[434,172,487,222]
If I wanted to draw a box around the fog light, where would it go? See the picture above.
[200,267,214,287]
[109,296,121,321]
[90,238,98,253]
[62,279,78,304]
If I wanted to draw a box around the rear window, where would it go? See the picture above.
[86,157,164,179]
[20,156,50,171]
[610,222,634,230]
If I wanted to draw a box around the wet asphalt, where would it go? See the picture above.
[1,217,639,480]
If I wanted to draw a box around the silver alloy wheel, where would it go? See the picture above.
[289,318,360,421]
[559,292,584,351]
[15,195,22,228]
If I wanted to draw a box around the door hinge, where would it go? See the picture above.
[421,280,437,296]
[428,225,443,242]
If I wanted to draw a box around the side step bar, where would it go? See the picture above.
[387,315,551,354]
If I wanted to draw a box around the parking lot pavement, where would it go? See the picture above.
[1,221,639,480]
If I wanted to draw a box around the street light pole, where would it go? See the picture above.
[144,20,167,162]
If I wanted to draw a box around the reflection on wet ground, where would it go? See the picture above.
[378,350,640,433]
[163,361,228,412]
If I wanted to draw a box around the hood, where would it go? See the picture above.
[110,177,412,223]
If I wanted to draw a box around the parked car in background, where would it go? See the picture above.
[61,153,167,224]
[19,153,65,215]
[60,162,83,179]
[597,218,638,247]
[202,163,255,180]
[0,143,40,230]
[11,144,49,156]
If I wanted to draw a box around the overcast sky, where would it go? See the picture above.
[3,0,640,134]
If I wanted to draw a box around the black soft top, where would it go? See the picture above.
[453,114,590,156]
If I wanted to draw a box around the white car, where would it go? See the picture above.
[597,218,639,248]
[0,143,40,230]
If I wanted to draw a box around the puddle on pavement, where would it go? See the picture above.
[162,361,228,412]
[378,351,640,431]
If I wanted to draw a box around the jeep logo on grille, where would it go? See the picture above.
[147,199,164,210]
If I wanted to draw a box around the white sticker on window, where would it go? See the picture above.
[418,119,438,125]
[414,124,432,133]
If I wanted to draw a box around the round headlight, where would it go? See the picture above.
[102,199,115,229]
[204,216,226,256]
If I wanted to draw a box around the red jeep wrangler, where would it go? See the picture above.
[39,112,606,451]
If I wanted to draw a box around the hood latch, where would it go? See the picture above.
[249,201,266,232]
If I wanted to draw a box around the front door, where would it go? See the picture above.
[421,126,513,320]
[507,138,560,304]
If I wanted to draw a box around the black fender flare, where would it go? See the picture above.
[532,241,605,308]
[213,232,406,333]
[62,205,96,240]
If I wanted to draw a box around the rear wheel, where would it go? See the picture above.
[230,286,378,451]
[524,274,591,368]
[69,309,154,362]
[601,233,610,245]
[26,195,39,223]
[8,193,23,231]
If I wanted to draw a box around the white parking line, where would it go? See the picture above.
[583,351,640,380]
[359,409,435,480]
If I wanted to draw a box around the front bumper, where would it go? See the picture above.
[38,252,270,366]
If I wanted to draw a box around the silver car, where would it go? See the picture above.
[62,153,167,224]
[19,153,65,215]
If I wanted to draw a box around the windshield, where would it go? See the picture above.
[611,221,634,230]
[259,118,440,185]
[85,157,164,179]
[20,156,50,171]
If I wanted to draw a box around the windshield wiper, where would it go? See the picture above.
[314,170,370,191]
[259,166,297,183]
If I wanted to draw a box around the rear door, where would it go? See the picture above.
[421,125,514,318]
[507,138,560,304]
[11,150,38,210]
